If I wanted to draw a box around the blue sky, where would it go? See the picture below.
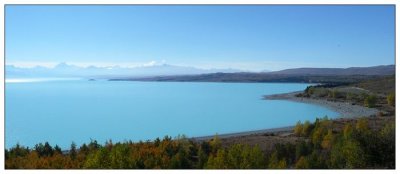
[5,5,395,71]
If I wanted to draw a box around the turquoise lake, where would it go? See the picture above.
[5,80,339,149]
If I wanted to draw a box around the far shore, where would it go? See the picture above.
[192,90,379,141]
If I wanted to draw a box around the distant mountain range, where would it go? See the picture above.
[5,62,241,78]
[110,65,395,84]
[6,63,395,82]
[268,65,395,76]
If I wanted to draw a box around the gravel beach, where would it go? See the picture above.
[193,90,380,142]
[263,91,380,118]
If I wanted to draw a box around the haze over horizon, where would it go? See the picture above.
[5,61,395,72]
[6,5,395,71]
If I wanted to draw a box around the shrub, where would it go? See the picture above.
[364,95,377,108]
[387,93,395,106]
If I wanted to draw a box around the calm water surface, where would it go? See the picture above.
[5,80,339,148]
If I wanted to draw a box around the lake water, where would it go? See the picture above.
[5,80,339,149]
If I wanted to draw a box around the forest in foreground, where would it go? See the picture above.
[5,116,395,169]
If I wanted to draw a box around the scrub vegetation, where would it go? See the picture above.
[5,116,395,169]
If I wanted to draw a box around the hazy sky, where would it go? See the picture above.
[5,5,395,71]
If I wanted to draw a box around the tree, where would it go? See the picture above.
[88,140,101,151]
[110,144,133,168]
[44,142,54,156]
[80,143,89,155]
[34,142,53,157]
[343,123,354,140]
[169,148,191,169]
[305,86,315,96]
[294,121,303,136]
[306,150,327,169]
[154,137,161,147]
[268,151,287,169]
[54,145,62,154]
[84,148,111,169]
[329,139,366,168]
[295,141,311,161]
[7,143,30,159]
[209,134,221,154]
[226,144,243,168]
[205,149,227,169]
[321,130,334,149]
[295,156,309,169]
[302,120,312,136]
[225,144,265,169]
[311,127,325,148]
[246,145,266,169]
[70,142,77,160]
[196,147,208,169]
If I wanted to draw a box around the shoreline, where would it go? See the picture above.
[192,90,379,141]
[192,126,294,142]
[263,91,379,118]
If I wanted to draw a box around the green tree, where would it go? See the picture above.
[226,144,265,169]
[196,147,208,169]
[110,144,133,168]
[54,145,62,155]
[34,142,53,157]
[268,151,287,169]
[330,139,366,168]
[246,145,266,169]
[226,144,243,168]
[206,149,227,169]
[311,127,325,148]
[321,129,334,149]
[295,156,310,169]
[343,123,354,140]
[302,120,312,136]
[305,86,315,96]
[295,141,311,161]
[70,142,77,160]
[84,148,111,169]
[294,121,303,136]
[306,150,327,169]
[7,143,30,159]
[209,134,221,154]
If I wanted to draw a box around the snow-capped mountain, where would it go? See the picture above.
[5,62,241,78]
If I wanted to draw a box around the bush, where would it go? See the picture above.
[355,118,369,132]
[387,93,395,106]
[364,95,377,108]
